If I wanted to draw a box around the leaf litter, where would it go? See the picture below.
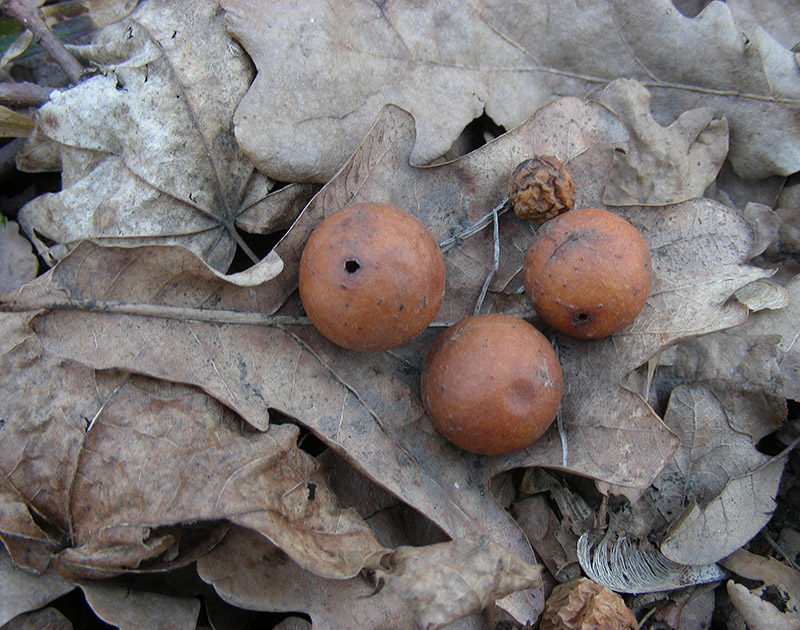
[1,0,800,628]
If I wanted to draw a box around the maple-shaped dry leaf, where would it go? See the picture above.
[0,313,384,581]
[221,0,800,182]
[598,79,728,206]
[199,525,527,630]
[15,0,269,272]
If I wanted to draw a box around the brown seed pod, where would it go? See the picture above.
[421,313,562,455]
[299,202,445,352]
[509,155,575,224]
[523,207,652,339]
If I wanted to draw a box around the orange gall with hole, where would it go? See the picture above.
[421,314,562,455]
[523,207,652,339]
[299,202,445,352]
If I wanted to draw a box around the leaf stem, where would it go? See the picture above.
[0,0,84,85]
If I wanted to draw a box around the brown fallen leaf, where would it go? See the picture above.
[0,608,72,630]
[652,384,773,523]
[0,222,37,295]
[722,548,800,619]
[1,96,769,621]
[598,79,728,206]
[655,326,785,442]
[0,548,73,627]
[726,0,800,50]
[199,525,532,630]
[78,581,200,630]
[661,451,790,565]
[0,312,385,582]
[16,0,271,271]
[727,580,800,630]
[221,0,800,182]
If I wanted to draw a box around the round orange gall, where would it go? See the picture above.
[421,313,562,455]
[299,202,445,352]
[523,208,652,339]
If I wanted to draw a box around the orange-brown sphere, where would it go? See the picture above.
[421,314,562,455]
[523,207,652,339]
[299,202,445,352]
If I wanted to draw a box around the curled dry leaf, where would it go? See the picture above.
[539,577,638,630]
[78,581,200,630]
[722,548,800,618]
[0,311,384,581]
[371,538,542,630]
[198,525,489,630]
[727,580,800,630]
[660,452,789,565]
[222,0,800,182]
[16,0,270,272]
[598,79,728,206]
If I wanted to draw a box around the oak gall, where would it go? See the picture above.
[421,314,562,455]
[299,202,445,352]
[523,207,652,339]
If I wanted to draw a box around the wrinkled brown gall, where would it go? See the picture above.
[509,155,575,224]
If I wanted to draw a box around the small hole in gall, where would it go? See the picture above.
[344,259,360,274]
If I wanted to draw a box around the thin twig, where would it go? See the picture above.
[439,197,510,252]
[0,81,56,108]
[551,336,568,467]
[0,295,311,326]
[0,0,84,85]
[473,202,500,315]
[0,294,460,328]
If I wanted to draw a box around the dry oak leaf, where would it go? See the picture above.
[221,0,800,182]
[16,0,271,272]
[0,221,37,295]
[598,79,728,206]
[0,313,384,581]
[0,547,73,627]
[199,525,535,630]
[657,325,786,444]
[727,580,800,630]
[78,581,201,630]
[651,384,784,564]
[722,548,800,619]
[262,101,765,490]
[660,448,791,565]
